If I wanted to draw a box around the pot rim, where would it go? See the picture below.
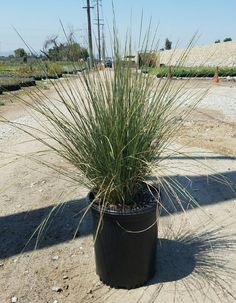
[88,190,159,217]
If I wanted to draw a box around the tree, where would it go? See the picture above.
[42,34,89,61]
[165,38,172,50]
[215,39,220,43]
[41,35,59,59]
[46,42,88,61]
[223,37,232,42]
[66,42,89,61]
[14,48,27,62]
[47,43,65,61]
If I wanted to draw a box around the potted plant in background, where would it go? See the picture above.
[1,28,204,289]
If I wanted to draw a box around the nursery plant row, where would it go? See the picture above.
[0,61,86,95]
[0,77,36,95]
[143,66,236,77]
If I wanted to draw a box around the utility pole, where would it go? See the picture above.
[101,24,105,60]
[83,0,94,68]
[96,0,101,61]
[94,0,104,62]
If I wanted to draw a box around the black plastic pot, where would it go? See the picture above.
[1,84,21,92]
[90,190,158,289]
[20,79,36,87]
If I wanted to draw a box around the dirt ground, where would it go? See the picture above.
[0,78,235,303]
[178,108,236,156]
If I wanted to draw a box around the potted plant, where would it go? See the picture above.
[84,53,198,288]
[1,30,204,289]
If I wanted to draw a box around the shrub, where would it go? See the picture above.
[223,37,232,42]
[0,77,35,91]
[47,63,63,75]
[165,38,172,50]
[144,66,236,78]
[6,33,208,211]
[18,65,35,74]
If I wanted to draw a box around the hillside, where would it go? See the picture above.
[160,41,236,67]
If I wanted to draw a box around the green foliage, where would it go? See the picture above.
[14,48,27,62]
[14,48,27,58]
[165,38,172,50]
[66,43,89,61]
[47,44,63,61]
[145,66,236,77]
[12,38,204,209]
[139,53,159,68]
[47,63,63,75]
[215,40,220,43]
[47,42,88,61]
[18,65,35,74]
[2,25,219,219]
[0,59,87,82]
[17,65,46,79]
[223,37,232,42]
[0,77,35,91]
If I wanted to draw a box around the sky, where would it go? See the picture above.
[0,0,235,56]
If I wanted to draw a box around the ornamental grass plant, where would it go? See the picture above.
[1,17,236,296]
[1,26,213,224]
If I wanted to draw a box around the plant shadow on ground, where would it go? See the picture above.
[0,167,235,261]
[0,169,236,301]
[141,224,236,302]
[150,238,196,283]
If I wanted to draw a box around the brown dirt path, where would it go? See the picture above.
[0,78,235,303]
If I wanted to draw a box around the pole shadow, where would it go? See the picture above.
[0,197,93,259]
[159,170,236,216]
[0,170,235,260]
